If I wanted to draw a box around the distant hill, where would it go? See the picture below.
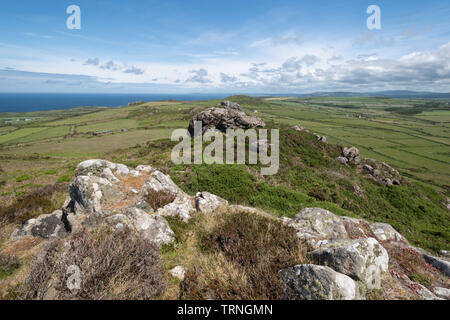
[289,90,450,99]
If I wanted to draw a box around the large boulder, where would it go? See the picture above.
[282,208,349,248]
[342,147,361,165]
[278,264,360,300]
[309,238,389,289]
[188,106,265,136]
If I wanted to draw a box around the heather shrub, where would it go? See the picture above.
[0,183,68,224]
[23,227,167,300]
[144,189,176,210]
[180,211,307,299]
[0,253,21,279]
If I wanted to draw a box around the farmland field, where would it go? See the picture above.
[0,96,449,205]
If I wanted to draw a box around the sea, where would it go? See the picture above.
[0,93,231,113]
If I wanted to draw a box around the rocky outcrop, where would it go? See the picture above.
[362,160,401,187]
[337,146,402,187]
[188,102,265,136]
[12,160,200,245]
[9,159,448,301]
[309,238,389,289]
[342,146,361,165]
[279,264,360,300]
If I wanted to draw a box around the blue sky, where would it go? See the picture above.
[0,0,449,93]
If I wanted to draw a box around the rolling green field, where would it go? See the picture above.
[0,95,449,253]
[0,96,449,201]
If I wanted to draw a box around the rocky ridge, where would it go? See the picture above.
[9,159,449,300]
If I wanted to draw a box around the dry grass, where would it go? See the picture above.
[22,227,167,300]
[144,189,176,210]
[0,183,68,224]
[176,210,307,300]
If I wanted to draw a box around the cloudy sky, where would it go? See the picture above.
[0,0,449,93]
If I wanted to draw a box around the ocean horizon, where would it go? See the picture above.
[0,93,232,113]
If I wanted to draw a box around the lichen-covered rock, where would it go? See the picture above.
[283,208,349,248]
[188,106,265,136]
[369,222,407,243]
[11,210,68,240]
[195,192,228,214]
[342,147,361,165]
[310,238,389,289]
[156,194,195,222]
[69,175,124,214]
[141,170,184,197]
[278,264,360,300]
[104,207,174,245]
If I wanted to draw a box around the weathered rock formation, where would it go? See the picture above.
[280,207,448,300]
[337,146,402,187]
[188,101,265,136]
[11,160,226,246]
[9,159,449,301]
[279,264,360,300]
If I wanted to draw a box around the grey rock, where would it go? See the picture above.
[353,185,364,197]
[169,266,186,281]
[105,207,174,245]
[309,238,389,289]
[422,254,450,277]
[285,208,349,248]
[342,147,361,165]
[188,106,265,136]
[278,264,360,300]
[69,175,124,214]
[195,192,228,214]
[433,287,450,300]
[369,222,406,243]
[11,210,68,240]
